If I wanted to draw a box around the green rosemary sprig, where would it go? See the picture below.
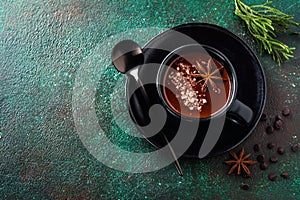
[234,0,300,64]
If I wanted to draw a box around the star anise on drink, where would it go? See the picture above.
[189,58,226,93]
[224,147,257,175]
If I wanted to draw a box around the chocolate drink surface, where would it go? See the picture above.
[162,53,231,119]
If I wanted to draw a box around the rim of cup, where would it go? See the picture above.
[156,44,238,121]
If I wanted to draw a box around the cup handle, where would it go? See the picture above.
[227,100,253,125]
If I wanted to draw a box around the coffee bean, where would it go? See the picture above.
[267,143,276,149]
[257,154,265,163]
[241,184,250,190]
[277,147,285,155]
[270,156,278,163]
[282,107,291,116]
[291,144,299,153]
[275,114,283,121]
[274,120,283,130]
[291,144,298,152]
[281,172,289,179]
[260,162,268,170]
[266,126,274,134]
[268,173,277,181]
[253,144,261,152]
[260,113,267,121]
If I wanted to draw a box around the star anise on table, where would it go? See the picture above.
[224,147,257,175]
[189,58,225,93]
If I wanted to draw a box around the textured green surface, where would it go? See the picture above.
[1,0,300,199]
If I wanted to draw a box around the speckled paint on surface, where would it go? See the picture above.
[0,0,300,199]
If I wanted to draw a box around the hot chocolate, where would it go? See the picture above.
[162,53,231,118]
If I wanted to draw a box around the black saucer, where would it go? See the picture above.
[127,23,266,158]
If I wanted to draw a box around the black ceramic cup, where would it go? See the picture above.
[157,44,253,125]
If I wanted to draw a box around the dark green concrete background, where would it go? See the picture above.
[1,0,300,199]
